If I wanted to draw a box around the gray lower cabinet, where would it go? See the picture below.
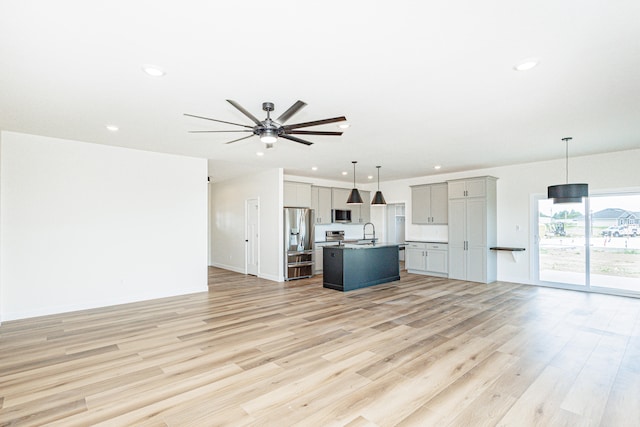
[405,242,448,277]
[314,246,324,273]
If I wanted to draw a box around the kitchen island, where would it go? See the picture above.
[323,243,400,291]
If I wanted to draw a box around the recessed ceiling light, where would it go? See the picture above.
[434,165,442,170]
[341,171,348,176]
[338,123,350,129]
[142,65,166,77]
[513,58,540,71]
[368,175,373,180]
[311,166,318,171]
[105,124,119,132]
[256,151,264,156]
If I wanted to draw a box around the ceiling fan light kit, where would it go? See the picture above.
[547,137,588,204]
[347,161,364,205]
[260,129,278,144]
[185,100,347,148]
[371,165,387,205]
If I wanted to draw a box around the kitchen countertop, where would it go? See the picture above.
[405,240,448,244]
[326,242,400,249]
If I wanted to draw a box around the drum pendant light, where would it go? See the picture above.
[371,166,387,205]
[347,161,363,205]
[547,137,588,204]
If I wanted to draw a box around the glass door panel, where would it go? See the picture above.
[537,198,587,286]
[589,194,640,293]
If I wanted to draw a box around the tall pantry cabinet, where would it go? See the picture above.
[447,176,497,283]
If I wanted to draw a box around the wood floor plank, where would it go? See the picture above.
[395,350,519,426]
[495,365,588,427]
[1,267,639,426]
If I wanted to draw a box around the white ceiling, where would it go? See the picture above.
[1,1,639,184]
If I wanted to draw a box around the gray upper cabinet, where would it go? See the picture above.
[311,186,332,224]
[411,183,448,224]
[448,178,487,199]
[331,188,351,211]
[354,190,371,223]
[284,181,312,207]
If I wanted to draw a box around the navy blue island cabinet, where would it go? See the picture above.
[323,243,400,291]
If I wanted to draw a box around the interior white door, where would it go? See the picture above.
[246,199,259,276]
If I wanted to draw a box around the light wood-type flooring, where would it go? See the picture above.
[1,267,640,426]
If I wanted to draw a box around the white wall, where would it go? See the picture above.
[375,148,640,284]
[210,168,282,281]
[0,131,208,321]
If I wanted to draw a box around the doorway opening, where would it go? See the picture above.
[386,203,406,262]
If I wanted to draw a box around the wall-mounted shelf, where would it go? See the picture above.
[490,247,525,262]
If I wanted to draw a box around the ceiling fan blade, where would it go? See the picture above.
[226,99,262,125]
[188,130,253,133]
[280,134,314,146]
[225,134,256,144]
[283,116,347,130]
[276,100,307,124]
[184,113,254,129]
[286,130,343,136]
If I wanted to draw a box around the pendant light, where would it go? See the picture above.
[547,137,588,204]
[371,166,387,205]
[346,161,363,205]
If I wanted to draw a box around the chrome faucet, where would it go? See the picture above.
[363,222,376,241]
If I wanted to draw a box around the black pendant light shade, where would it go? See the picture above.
[347,161,363,205]
[347,188,364,204]
[371,166,387,205]
[547,183,588,204]
[547,137,588,204]
[371,191,386,205]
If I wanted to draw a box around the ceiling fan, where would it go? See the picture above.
[185,100,347,148]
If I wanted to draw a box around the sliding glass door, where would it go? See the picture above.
[589,194,640,294]
[537,197,587,287]
[535,191,640,296]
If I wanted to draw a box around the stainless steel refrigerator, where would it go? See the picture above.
[284,208,314,280]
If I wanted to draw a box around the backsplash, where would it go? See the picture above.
[405,224,448,242]
[314,223,371,241]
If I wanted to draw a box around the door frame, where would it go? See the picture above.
[245,198,260,276]
[531,193,590,292]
